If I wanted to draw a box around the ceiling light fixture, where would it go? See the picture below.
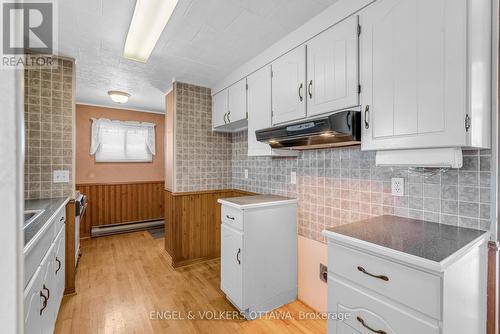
[123,0,179,62]
[108,90,130,104]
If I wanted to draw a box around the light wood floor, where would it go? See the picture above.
[55,231,326,334]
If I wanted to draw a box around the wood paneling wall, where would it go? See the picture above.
[165,189,253,268]
[65,200,76,295]
[77,181,165,238]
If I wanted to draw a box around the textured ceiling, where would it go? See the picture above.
[58,0,338,112]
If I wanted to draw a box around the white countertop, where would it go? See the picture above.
[218,195,297,209]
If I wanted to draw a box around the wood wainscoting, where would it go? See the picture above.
[76,181,165,238]
[165,188,253,268]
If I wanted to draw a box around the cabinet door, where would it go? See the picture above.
[212,90,228,129]
[220,224,243,309]
[247,65,272,156]
[39,244,56,334]
[53,227,65,308]
[228,78,247,123]
[307,15,359,117]
[271,45,307,125]
[360,0,467,151]
[24,267,43,334]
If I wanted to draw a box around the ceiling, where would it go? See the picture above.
[58,0,338,113]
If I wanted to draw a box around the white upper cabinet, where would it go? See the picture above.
[228,78,247,123]
[247,66,298,157]
[306,15,359,117]
[212,90,228,129]
[271,45,307,125]
[360,0,491,151]
[247,66,273,156]
[212,79,248,132]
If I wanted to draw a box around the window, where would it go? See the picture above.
[90,118,156,162]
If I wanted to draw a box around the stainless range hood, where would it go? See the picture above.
[255,111,361,150]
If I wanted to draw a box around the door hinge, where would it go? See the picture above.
[465,114,471,132]
[357,24,361,36]
[358,84,361,94]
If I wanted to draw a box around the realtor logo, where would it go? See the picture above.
[1,0,58,69]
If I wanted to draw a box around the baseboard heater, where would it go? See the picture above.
[91,220,164,237]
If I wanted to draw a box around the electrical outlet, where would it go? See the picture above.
[53,170,69,183]
[244,169,248,179]
[391,178,404,196]
[290,171,297,184]
[319,263,328,283]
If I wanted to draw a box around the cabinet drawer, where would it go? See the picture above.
[328,243,441,319]
[221,205,243,230]
[54,207,66,233]
[328,276,439,334]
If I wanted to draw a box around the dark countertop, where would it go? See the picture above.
[323,215,488,263]
[24,197,69,247]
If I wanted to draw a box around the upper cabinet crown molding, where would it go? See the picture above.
[360,0,491,151]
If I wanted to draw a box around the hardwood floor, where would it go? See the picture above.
[55,231,326,334]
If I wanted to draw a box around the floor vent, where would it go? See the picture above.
[91,220,164,237]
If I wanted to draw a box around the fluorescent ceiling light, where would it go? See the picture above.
[124,0,179,62]
[108,90,130,104]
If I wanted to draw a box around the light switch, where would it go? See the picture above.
[291,171,297,185]
[53,170,70,183]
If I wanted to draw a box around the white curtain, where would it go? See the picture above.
[90,118,156,161]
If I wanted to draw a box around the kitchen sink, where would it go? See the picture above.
[24,209,44,227]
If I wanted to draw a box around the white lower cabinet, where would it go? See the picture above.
[24,214,66,333]
[221,224,244,309]
[218,196,297,319]
[326,240,487,334]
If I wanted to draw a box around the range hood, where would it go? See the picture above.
[255,111,361,150]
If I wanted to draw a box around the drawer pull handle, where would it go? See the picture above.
[357,316,387,334]
[226,215,235,220]
[357,266,389,281]
[56,257,62,274]
[43,284,50,300]
[60,217,64,222]
[236,248,241,265]
[40,291,48,315]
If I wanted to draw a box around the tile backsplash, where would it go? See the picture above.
[232,130,492,243]
[24,57,75,199]
[173,82,232,192]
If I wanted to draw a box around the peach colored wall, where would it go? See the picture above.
[76,104,165,184]
[298,235,328,312]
